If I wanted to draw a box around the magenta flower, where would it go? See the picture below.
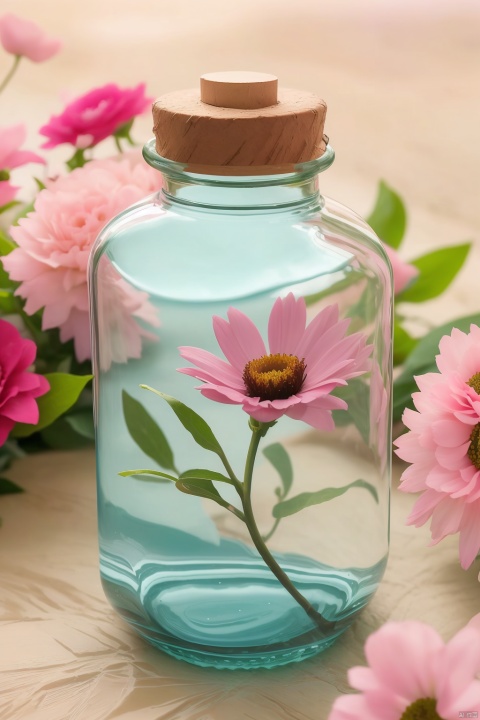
[384,244,418,295]
[0,319,49,446]
[3,153,162,362]
[0,14,61,62]
[39,83,152,149]
[395,325,480,569]
[328,615,480,720]
[179,294,371,430]
[0,124,44,207]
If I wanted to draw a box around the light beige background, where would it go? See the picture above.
[1,1,479,718]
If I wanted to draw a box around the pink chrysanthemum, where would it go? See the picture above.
[179,294,371,430]
[395,325,480,569]
[0,319,49,445]
[3,153,162,362]
[39,83,152,149]
[0,124,44,207]
[328,615,480,720]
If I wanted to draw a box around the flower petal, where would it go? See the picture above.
[267,293,306,355]
[213,308,266,372]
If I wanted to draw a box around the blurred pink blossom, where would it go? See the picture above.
[39,83,152,149]
[0,124,44,207]
[328,614,480,720]
[395,325,480,569]
[0,319,49,446]
[4,153,162,362]
[0,14,61,63]
[384,244,418,295]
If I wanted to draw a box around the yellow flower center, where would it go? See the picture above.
[468,423,480,470]
[399,698,442,720]
[467,372,480,395]
[243,353,306,401]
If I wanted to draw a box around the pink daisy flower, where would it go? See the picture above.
[328,615,480,720]
[395,325,480,569]
[179,294,371,431]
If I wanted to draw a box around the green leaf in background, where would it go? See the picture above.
[0,478,24,495]
[403,312,480,374]
[397,243,471,304]
[179,468,233,485]
[0,230,16,256]
[367,180,407,249]
[40,416,93,449]
[272,479,379,519]
[392,372,422,424]
[393,321,418,366]
[0,200,21,216]
[262,443,293,498]
[332,378,370,444]
[122,390,176,471]
[12,373,93,438]
[119,468,177,482]
[141,386,225,458]
[65,409,95,440]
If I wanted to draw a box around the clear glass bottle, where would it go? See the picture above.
[89,73,392,670]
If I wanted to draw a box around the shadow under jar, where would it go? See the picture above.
[89,71,393,670]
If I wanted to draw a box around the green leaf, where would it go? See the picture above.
[119,468,177,482]
[393,321,418,366]
[304,271,363,307]
[65,409,95,439]
[122,390,176,471]
[332,378,370,443]
[141,386,225,458]
[273,479,379,519]
[179,468,233,485]
[262,443,293,498]
[367,181,407,249]
[0,230,16,256]
[403,313,480,374]
[0,478,24,495]
[12,373,93,438]
[175,476,244,520]
[0,200,21,215]
[40,416,93,449]
[397,243,471,303]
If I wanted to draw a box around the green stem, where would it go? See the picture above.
[114,136,123,154]
[218,449,243,496]
[242,424,334,633]
[0,55,21,95]
[262,516,281,543]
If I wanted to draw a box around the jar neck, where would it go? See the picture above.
[142,139,334,211]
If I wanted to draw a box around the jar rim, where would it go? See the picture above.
[142,138,335,187]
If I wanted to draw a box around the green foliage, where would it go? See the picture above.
[122,390,176,471]
[332,378,370,444]
[179,468,233,485]
[12,373,93,438]
[272,479,379,519]
[119,468,177,482]
[0,478,24,495]
[263,443,293,498]
[393,321,418,366]
[367,180,407,249]
[397,243,471,304]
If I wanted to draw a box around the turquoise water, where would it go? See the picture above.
[100,506,387,669]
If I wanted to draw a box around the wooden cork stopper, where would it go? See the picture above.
[152,72,327,175]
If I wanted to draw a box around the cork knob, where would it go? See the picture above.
[200,71,278,109]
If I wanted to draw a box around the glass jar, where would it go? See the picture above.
[89,76,392,670]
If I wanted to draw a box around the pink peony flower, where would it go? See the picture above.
[3,153,162,362]
[179,294,371,430]
[0,14,61,62]
[0,319,49,445]
[328,615,480,720]
[39,83,152,149]
[0,124,44,207]
[395,325,480,569]
[384,244,418,295]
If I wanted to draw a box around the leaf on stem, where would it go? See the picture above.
[175,476,244,520]
[272,479,379,519]
[262,443,293,498]
[179,468,234,485]
[140,386,225,457]
[397,243,471,304]
[367,180,407,249]
[119,468,177,482]
[122,390,176,471]
[0,478,24,495]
